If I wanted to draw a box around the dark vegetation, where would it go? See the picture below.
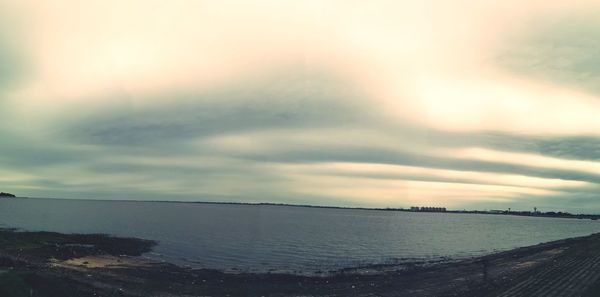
[0,229,155,297]
[0,192,16,198]
[0,229,155,261]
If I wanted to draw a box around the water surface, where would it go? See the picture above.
[1,198,598,274]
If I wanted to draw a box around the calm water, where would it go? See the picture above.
[1,198,599,274]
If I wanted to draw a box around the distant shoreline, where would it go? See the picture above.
[10,196,600,220]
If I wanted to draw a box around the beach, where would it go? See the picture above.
[1,228,600,296]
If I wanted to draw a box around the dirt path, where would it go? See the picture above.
[485,235,600,297]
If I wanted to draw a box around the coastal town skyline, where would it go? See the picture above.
[2,0,600,212]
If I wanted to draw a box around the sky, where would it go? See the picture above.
[2,0,600,212]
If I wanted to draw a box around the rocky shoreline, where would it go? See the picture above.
[2,228,600,296]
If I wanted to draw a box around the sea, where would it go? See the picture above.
[1,198,599,274]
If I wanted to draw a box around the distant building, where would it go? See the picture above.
[410,206,447,212]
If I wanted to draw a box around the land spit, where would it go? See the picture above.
[1,228,600,296]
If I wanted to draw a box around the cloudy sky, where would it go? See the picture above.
[2,0,600,211]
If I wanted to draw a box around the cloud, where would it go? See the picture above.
[0,16,28,95]
[59,68,376,146]
[9,67,600,211]
[0,39,21,91]
[4,0,600,212]
[9,74,600,211]
[422,131,600,162]
[499,12,600,96]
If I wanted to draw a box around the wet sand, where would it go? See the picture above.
[2,228,600,296]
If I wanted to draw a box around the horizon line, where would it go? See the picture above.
[8,196,600,216]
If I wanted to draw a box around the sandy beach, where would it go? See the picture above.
[1,228,600,296]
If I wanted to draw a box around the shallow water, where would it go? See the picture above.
[0,198,599,274]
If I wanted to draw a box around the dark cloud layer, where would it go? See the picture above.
[499,12,600,96]
[3,1,600,214]
[28,65,598,211]
[433,131,600,161]
[62,70,378,146]
[240,144,600,185]
[0,13,29,94]
[3,63,600,211]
